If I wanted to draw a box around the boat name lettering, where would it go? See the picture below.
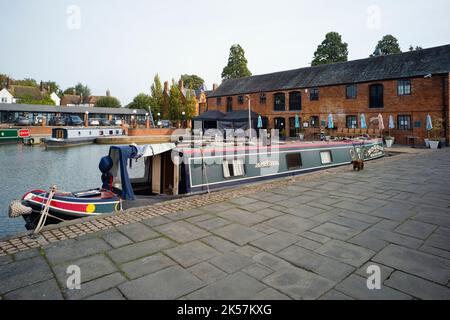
[255,160,280,168]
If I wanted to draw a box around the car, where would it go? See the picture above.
[33,116,44,125]
[15,116,31,126]
[88,119,100,126]
[160,120,171,128]
[113,119,123,126]
[51,116,66,126]
[65,115,83,126]
[100,119,112,126]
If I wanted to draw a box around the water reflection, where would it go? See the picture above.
[0,143,111,239]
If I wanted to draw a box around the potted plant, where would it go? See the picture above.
[298,127,305,141]
[385,136,394,148]
[429,119,443,150]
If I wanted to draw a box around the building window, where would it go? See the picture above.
[398,115,412,130]
[226,97,233,112]
[289,91,302,111]
[346,85,357,99]
[320,151,333,164]
[260,93,266,104]
[310,116,319,128]
[223,158,245,178]
[310,88,319,101]
[216,97,222,106]
[286,153,302,170]
[369,84,384,108]
[1,97,7,103]
[346,115,358,128]
[274,92,285,111]
[237,95,244,105]
[398,79,411,96]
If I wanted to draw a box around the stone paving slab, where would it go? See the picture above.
[119,265,204,299]
[1,148,450,300]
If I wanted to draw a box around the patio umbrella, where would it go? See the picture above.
[388,115,395,129]
[327,113,334,129]
[294,114,300,129]
[378,113,385,131]
[426,114,433,131]
[360,114,367,129]
[257,114,263,129]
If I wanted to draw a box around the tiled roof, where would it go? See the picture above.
[209,44,450,97]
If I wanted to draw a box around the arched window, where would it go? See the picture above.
[369,84,384,108]
[274,93,285,111]
[289,91,302,111]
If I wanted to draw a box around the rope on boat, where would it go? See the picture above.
[33,185,57,235]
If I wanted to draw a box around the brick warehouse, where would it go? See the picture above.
[206,44,450,145]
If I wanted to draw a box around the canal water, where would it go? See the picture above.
[0,143,111,239]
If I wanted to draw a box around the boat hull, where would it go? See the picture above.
[43,137,97,148]
[21,189,121,228]
[183,140,385,194]
[0,129,30,144]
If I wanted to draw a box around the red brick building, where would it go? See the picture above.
[207,44,450,145]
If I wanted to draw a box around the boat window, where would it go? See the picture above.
[320,151,333,164]
[100,130,104,135]
[78,131,81,136]
[116,130,119,134]
[223,158,245,178]
[286,153,302,170]
[109,130,113,135]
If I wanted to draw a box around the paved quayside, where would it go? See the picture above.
[1,148,450,300]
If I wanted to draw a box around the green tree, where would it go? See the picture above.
[0,74,9,88]
[128,93,152,110]
[95,96,121,108]
[184,85,197,120]
[409,45,423,51]
[42,81,62,96]
[149,74,164,115]
[372,35,402,56]
[74,82,91,97]
[168,80,182,124]
[180,74,204,90]
[14,78,38,87]
[311,32,348,66]
[18,94,55,105]
[221,44,252,80]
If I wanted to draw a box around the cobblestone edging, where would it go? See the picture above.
[0,152,412,256]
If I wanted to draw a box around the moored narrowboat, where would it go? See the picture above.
[14,139,385,229]
[0,128,30,144]
[43,127,124,148]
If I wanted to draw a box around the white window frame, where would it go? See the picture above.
[320,151,333,164]
[223,158,245,178]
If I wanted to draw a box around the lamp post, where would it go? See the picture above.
[132,109,137,128]
[84,111,89,127]
[245,95,252,140]
[181,111,186,129]
[157,112,161,128]
[145,112,149,129]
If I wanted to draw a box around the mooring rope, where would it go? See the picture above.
[33,185,57,235]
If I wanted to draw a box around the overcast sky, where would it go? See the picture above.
[1,0,449,105]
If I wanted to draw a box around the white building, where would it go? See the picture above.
[0,88,14,104]
[50,92,60,106]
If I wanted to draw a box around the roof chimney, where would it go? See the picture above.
[212,83,218,91]
[106,89,111,97]
[6,77,11,89]
[72,88,76,95]
[178,79,184,90]
[39,81,44,92]
[164,81,169,92]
